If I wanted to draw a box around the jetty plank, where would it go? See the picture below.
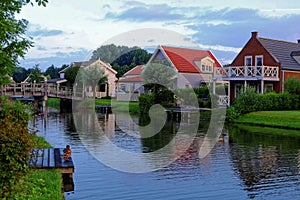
[29,148,74,174]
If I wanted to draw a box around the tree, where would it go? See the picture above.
[90,44,152,77]
[44,64,60,79]
[65,66,80,85]
[27,64,44,83]
[142,63,177,103]
[143,63,177,93]
[78,65,108,99]
[0,0,48,86]
[13,67,29,82]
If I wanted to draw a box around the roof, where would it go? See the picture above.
[258,38,300,70]
[46,78,67,84]
[60,60,117,74]
[123,65,143,76]
[160,46,222,73]
[118,76,143,82]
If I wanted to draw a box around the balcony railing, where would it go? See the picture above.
[215,66,279,81]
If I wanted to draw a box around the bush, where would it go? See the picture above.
[139,94,155,115]
[227,86,300,121]
[284,77,300,94]
[0,97,35,198]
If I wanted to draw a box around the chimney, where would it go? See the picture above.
[251,31,258,38]
[298,39,300,44]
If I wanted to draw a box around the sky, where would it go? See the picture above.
[17,0,300,71]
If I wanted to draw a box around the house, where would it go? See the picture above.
[116,65,144,101]
[59,59,118,98]
[146,45,222,88]
[215,31,300,105]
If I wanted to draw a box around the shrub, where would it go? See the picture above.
[138,94,155,115]
[284,77,300,94]
[0,97,35,198]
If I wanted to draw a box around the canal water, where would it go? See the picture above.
[32,108,300,200]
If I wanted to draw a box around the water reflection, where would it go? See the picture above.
[228,125,300,199]
[32,109,300,199]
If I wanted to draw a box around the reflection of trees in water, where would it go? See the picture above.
[228,125,300,197]
[140,119,176,153]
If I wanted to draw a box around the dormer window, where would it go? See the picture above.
[195,57,214,73]
[255,55,263,66]
[291,51,300,64]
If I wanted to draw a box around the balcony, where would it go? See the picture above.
[214,66,279,81]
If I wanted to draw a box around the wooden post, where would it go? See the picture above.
[228,81,231,106]
[261,80,264,94]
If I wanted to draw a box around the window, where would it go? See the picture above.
[255,55,263,66]
[245,56,252,66]
[265,84,273,93]
[235,84,243,98]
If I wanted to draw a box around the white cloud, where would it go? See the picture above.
[17,0,300,68]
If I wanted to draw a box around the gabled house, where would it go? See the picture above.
[215,31,300,104]
[147,45,222,88]
[116,65,144,101]
[59,59,118,98]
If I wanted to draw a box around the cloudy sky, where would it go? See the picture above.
[18,0,300,70]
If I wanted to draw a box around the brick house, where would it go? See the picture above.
[215,31,300,104]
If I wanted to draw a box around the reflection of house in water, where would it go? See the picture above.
[115,114,140,136]
[229,127,300,198]
[97,114,116,139]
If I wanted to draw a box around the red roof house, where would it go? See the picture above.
[146,45,222,88]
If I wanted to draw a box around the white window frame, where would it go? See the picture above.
[265,83,273,93]
[244,56,252,66]
[255,55,263,66]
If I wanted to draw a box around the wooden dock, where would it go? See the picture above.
[29,148,74,176]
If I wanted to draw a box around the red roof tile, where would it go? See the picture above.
[161,46,222,73]
[124,65,143,76]
[118,76,143,82]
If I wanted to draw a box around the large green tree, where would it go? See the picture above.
[65,66,80,85]
[90,44,152,77]
[13,66,28,82]
[0,0,47,86]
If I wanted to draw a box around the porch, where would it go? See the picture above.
[214,66,280,106]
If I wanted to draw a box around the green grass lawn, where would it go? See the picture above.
[47,98,140,113]
[8,136,62,200]
[235,110,300,129]
[94,98,140,113]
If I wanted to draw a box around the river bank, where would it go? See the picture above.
[8,136,62,200]
[234,110,300,130]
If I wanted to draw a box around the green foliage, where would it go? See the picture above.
[0,96,36,198]
[9,169,62,200]
[232,86,260,114]
[139,94,155,115]
[90,44,152,77]
[227,85,300,121]
[13,67,29,82]
[0,0,47,86]
[143,63,176,93]
[284,77,300,94]
[27,64,45,83]
[44,64,59,79]
[65,66,80,85]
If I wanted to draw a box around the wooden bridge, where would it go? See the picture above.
[0,83,77,99]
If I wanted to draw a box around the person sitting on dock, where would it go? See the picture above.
[62,145,72,161]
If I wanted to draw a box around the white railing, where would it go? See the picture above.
[215,66,279,80]
[218,95,229,106]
